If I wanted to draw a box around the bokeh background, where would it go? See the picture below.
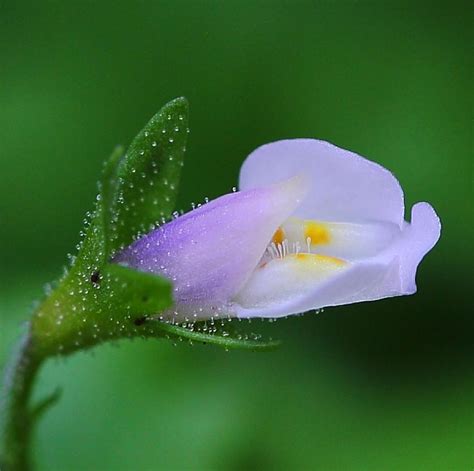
[1,1,472,470]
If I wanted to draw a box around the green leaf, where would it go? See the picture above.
[111,97,189,252]
[151,320,281,351]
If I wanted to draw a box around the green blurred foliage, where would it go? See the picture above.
[0,1,472,470]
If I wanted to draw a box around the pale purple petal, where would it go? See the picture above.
[239,139,405,227]
[113,176,307,315]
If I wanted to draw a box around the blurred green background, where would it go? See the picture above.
[1,1,472,470]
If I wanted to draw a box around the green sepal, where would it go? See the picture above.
[31,97,279,357]
[73,97,188,272]
[100,263,172,316]
[151,320,281,351]
[32,262,172,357]
[111,97,189,252]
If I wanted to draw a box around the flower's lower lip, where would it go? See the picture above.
[233,248,350,312]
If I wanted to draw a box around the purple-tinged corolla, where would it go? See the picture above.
[114,139,441,321]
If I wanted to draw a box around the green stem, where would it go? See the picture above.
[0,329,43,471]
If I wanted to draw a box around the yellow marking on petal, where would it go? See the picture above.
[314,254,346,266]
[304,221,330,245]
[295,253,310,261]
[272,227,285,245]
[293,253,346,266]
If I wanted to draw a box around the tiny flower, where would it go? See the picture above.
[113,139,441,320]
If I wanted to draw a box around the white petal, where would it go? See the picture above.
[233,202,441,318]
[239,139,405,227]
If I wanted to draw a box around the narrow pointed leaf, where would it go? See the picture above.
[111,97,189,252]
[152,321,281,351]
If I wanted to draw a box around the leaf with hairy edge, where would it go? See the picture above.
[151,321,281,351]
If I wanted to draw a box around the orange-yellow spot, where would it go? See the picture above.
[304,221,330,245]
[272,227,285,245]
[294,253,345,266]
[295,253,310,261]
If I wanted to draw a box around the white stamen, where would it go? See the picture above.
[263,238,305,263]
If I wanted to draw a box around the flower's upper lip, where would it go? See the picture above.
[240,138,405,227]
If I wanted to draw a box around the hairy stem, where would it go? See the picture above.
[0,330,43,471]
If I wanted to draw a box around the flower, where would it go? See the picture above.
[113,139,441,320]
